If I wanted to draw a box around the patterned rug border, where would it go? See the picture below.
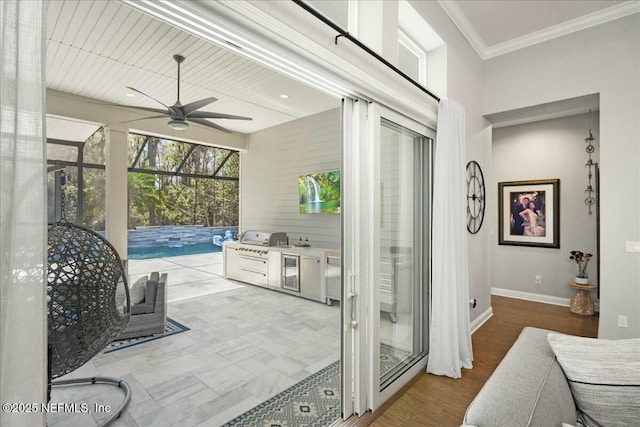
[104,317,189,353]
[223,360,340,427]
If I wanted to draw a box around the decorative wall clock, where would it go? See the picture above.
[466,160,485,234]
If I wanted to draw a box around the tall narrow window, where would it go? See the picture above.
[398,31,426,85]
[398,0,446,96]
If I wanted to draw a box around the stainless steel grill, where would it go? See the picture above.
[240,230,288,246]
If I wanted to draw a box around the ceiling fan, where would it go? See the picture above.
[119,54,252,133]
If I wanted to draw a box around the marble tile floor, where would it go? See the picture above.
[128,253,235,304]
[49,252,341,427]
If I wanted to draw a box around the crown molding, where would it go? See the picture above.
[484,1,640,59]
[437,0,486,59]
[439,0,640,60]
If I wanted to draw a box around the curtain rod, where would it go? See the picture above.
[291,0,441,103]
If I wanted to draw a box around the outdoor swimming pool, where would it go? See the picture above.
[128,242,222,260]
[125,225,237,260]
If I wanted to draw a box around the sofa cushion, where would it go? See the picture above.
[463,327,577,427]
[130,276,148,305]
[548,333,640,427]
[130,301,154,315]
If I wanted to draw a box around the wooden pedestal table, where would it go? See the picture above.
[568,283,597,316]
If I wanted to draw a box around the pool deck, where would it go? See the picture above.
[128,252,244,304]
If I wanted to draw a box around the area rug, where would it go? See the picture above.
[223,361,341,427]
[103,317,189,353]
[380,342,412,378]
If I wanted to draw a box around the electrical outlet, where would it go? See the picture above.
[535,275,542,285]
[618,315,628,328]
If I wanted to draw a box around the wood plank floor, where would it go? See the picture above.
[369,295,599,427]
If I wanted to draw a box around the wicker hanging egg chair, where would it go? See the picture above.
[47,222,131,425]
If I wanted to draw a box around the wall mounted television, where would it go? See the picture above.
[298,171,340,214]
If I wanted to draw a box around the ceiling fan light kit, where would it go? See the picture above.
[168,119,189,131]
[113,54,252,133]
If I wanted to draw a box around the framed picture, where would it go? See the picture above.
[298,171,341,214]
[498,179,560,248]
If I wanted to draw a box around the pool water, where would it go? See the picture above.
[128,242,222,260]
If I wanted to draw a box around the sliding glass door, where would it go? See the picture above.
[378,117,428,388]
[342,99,433,414]
[368,104,433,410]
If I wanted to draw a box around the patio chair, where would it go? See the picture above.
[47,222,131,426]
[117,272,168,340]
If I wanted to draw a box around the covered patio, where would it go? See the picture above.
[48,253,340,426]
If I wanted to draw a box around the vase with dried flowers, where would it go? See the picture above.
[570,250,592,285]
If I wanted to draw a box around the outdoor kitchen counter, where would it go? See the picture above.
[273,245,331,258]
[223,242,339,304]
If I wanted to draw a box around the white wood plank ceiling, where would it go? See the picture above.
[45,0,339,134]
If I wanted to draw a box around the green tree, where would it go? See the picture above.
[125,133,239,228]
[128,172,165,228]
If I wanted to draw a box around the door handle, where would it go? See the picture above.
[348,271,357,328]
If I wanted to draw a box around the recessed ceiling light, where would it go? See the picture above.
[126,92,136,98]
[280,94,289,99]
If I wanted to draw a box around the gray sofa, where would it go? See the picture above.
[118,272,167,340]
[462,327,577,427]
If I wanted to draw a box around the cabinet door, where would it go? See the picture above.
[225,246,239,279]
[300,256,321,300]
[326,255,341,302]
[267,250,282,288]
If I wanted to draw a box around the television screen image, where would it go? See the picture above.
[298,171,341,214]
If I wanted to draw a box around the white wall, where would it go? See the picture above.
[483,15,640,338]
[492,113,599,300]
[410,1,492,322]
[241,108,341,249]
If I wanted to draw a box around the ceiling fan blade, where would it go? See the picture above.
[187,111,252,121]
[121,115,169,124]
[89,101,169,116]
[182,97,218,115]
[188,117,233,133]
[126,86,170,109]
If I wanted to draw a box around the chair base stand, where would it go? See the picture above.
[51,376,131,426]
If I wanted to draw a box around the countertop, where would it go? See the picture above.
[224,241,337,258]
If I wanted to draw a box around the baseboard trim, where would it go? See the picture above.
[491,287,570,307]
[470,306,493,334]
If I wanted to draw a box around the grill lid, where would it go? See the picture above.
[240,231,288,246]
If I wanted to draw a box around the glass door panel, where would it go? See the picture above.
[378,118,427,389]
[378,118,424,389]
[367,104,433,410]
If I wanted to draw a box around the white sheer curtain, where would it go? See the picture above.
[426,99,473,378]
[1,1,47,425]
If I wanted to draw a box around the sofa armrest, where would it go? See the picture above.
[144,279,158,306]
[462,327,577,427]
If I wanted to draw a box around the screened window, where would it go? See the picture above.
[47,128,106,229]
[47,130,239,230]
[127,133,239,228]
